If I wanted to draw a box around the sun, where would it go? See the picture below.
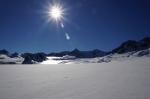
[50,6,62,20]
[48,4,65,22]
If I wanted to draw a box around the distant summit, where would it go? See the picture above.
[111,37,150,54]
[69,49,106,58]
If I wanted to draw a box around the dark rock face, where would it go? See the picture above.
[112,40,140,54]
[140,37,150,49]
[22,56,34,64]
[22,53,47,64]
[69,49,106,58]
[137,50,150,57]
[69,49,82,58]
[0,49,9,55]
[112,37,150,54]
[10,52,19,58]
[92,49,106,57]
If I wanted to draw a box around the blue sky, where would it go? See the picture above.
[0,0,150,53]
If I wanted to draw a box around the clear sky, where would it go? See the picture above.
[0,0,150,53]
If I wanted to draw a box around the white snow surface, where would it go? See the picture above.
[0,57,150,99]
[41,57,64,64]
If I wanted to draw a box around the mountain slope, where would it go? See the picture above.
[111,37,150,54]
[48,49,107,58]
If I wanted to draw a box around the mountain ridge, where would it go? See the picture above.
[0,36,150,64]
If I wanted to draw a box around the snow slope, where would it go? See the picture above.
[41,57,64,64]
[0,54,24,64]
[0,57,150,99]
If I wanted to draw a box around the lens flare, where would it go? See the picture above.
[65,33,70,40]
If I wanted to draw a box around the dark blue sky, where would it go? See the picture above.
[0,0,150,53]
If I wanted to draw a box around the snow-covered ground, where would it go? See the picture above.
[0,57,150,99]
[41,57,65,64]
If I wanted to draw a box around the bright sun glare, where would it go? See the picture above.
[48,4,64,22]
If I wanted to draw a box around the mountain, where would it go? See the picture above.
[0,50,47,64]
[0,49,9,55]
[68,49,107,58]
[21,53,47,64]
[0,37,150,64]
[48,49,107,58]
[111,37,150,54]
[48,51,70,57]
[48,37,150,58]
[0,50,23,64]
[42,48,150,64]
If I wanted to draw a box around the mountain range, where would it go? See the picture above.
[0,37,150,64]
